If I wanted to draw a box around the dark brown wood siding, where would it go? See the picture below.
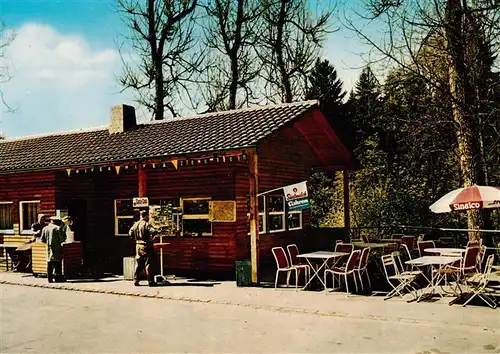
[0,171,56,235]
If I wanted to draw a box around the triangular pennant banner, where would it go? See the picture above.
[171,159,178,170]
[66,169,71,177]
[115,166,121,175]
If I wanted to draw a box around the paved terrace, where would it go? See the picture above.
[0,272,498,334]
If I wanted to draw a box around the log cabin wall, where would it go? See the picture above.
[54,163,241,277]
[0,171,57,270]
[0,171,56,237]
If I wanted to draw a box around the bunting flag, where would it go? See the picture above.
[64,152,249,177]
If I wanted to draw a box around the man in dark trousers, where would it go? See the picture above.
[41,216,66,283]
[129,210,158,287]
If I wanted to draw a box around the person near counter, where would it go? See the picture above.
[61,216,75,243]
[128,210,159,287]
[41,216,66,283]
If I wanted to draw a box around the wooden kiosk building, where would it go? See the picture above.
[0,101,356,282]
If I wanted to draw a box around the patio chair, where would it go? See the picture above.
[462,255,497,309]
[324,250,361,296]
[401,235,416,251]
[381,254,419,300]
[334,242,353,267]
[286,244,310,283]
[437,246,480,291]
[354,248,371,292]
[417,240,435,257]
[271,247,302,291]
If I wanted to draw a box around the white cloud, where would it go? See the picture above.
[1,23,140,138]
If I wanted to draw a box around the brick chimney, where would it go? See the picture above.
[109,104,137,134]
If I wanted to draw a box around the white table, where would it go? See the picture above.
[406,256,461,302]
[297,251,349,289]
[425,248,466,256]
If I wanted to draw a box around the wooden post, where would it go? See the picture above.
[248,150,260,284]
[138,164,147,197]
[343,169,350,239]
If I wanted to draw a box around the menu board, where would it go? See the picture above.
[149,204,182,235]
[208,201,236,222]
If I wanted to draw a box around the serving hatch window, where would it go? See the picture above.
[19,201,40,233]
[114,199,136,236]
[181,198,212,237]
[0,202,13,232]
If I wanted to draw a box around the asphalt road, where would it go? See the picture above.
[1,284,498,353]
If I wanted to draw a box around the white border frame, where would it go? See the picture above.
[268,196,285,233]
[0,201,14,234]
[19,200,40,234]
[247,196,266,235]
[287,211,303,231]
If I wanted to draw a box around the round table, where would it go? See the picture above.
[425,248,465,255]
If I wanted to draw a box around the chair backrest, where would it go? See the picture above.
[381,254,397,280]
[481,254,495,285]
[345,250,361,272]
[272,247,289,269]
[391,252,405,276]
[286,244,300,266]
[335,243,354,254]
[401,236,415,250]
[467,239,482,248]
[358,247,370,269]
[462,246,480,270]
[418,241,435,257]
[400,243,412,263]
[335,239,343,244]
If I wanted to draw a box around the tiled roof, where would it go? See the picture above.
[0,101,318,173]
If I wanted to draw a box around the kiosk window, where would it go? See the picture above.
[0,202,13,232]
[114,199,135,236]
[181,198,212,236]
[20,201,40,233]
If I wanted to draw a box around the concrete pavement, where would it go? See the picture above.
[1,283,499,353]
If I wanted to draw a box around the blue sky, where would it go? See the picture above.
[1,0,372,138]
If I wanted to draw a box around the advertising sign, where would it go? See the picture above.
[133,197,149,208]
[283,181,310,211]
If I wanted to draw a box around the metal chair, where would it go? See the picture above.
[286,244,310,285]
[381,254,419,300]
[324,250,361,296]
[401,235,416,251]
[417,240,435,257]
[462,255,497,309]
[271,247,301,291]
[334,242,354,267]
[354,248,371,292]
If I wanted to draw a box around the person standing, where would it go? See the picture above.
[61,216,75,243]
[128,210,158,287]
[41,216,66,283]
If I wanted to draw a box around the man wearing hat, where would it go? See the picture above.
[128,210,159,286]
[41,216,66,283]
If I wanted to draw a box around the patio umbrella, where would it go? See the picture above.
[429,184,500,213]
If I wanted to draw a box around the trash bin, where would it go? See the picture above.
[235,260,252,287]
[123,257,135,280]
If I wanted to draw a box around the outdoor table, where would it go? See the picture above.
[297,251,349,290]
[424,248,466,255]
[406,255,462,302]
[0,244,21,271]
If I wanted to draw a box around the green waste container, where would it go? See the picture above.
[235,260,252,287]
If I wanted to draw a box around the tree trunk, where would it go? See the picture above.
[276,1,292,103]
[446,0,486,241]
